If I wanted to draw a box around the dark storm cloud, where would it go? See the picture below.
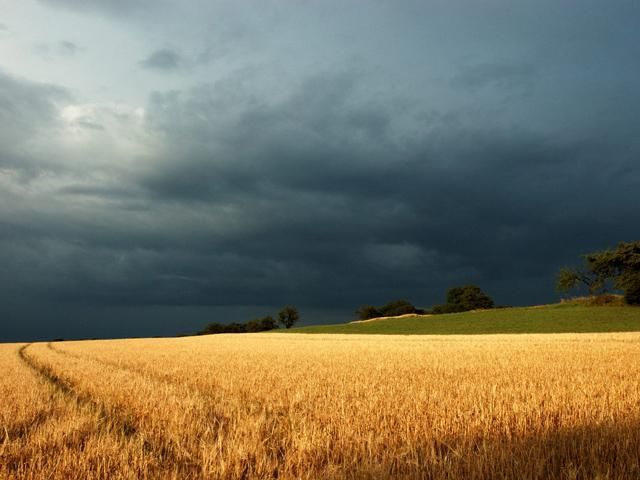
[140,48,186,72]
[2,1,640,342]
[2,62,639,335]
[122,69,638,310]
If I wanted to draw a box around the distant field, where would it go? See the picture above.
[2,332,640,478]
[288,305,640,335]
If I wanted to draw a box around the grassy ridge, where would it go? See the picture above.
[288,305,640,335]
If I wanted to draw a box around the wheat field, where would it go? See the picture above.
[2,332,640,479]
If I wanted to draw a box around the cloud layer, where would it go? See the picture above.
[1,1,639,340]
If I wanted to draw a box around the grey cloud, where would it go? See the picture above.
[140,48,186,72]
[59,40,79,55]
[36,0,156,16]
[34,40,81,59]
[75,117,104,130]
[0,69,68,149]
[450,63,536,93]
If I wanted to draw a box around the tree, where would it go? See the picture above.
[557,241,640,304]
[446,285,494,310]
[278,306,300,329]
[431,285,494,314]
[556,267,598,294]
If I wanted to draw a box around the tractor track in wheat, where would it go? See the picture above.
[18,344,201,477]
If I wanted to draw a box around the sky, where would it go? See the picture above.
[1,0,639,341]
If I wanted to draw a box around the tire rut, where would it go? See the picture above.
[18,344,201,476]
[47,342,282,419]
[0,409,51,443]
[47,341,296,473]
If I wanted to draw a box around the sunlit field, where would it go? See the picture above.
[2,333,640,479]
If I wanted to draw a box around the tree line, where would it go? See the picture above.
[197,240,639,333]
[356,285,496,321]
[198,306,299,335]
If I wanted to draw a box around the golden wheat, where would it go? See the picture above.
[2,333,640,479]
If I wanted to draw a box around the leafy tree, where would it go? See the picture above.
[557,241,640,304]
[446,285,494,310]
[278,306,300,329]
[431,285,494,314]
[556,267,598,294]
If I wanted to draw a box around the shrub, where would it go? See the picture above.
[378,300,417,317]
[431,303,469,314]
[560,295,625,307]
[624,284,640,305]
[199,316,279,335]
[356,305,380,321]
[355,300,418,320]
[223,323,248,333]
[246,316,278,332]
[198,322,227,335]
[591,294,625,306]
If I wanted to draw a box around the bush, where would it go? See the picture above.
[246,316,278,332]
[592,294,625,306]
[198,322,227,335]
[560,295,625,307]
[356,305,380,320]
[378,299,417,317]
[355,300,418,320]
[431,303,469,314]
[199,317,278,335]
